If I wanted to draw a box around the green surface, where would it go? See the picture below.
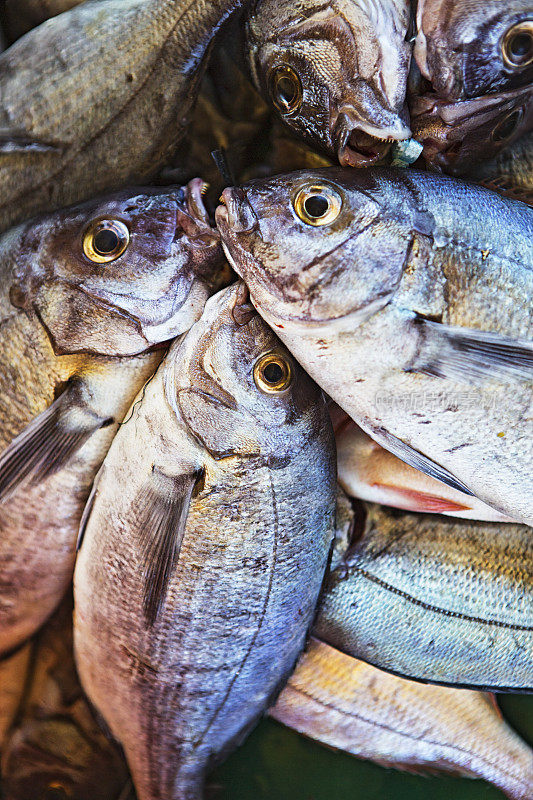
[211,694,533,800]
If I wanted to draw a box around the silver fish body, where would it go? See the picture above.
[331,406,515,520]
[246,0,411,167]
[0,182,224,655]
[216,167,533,524]
[74,282,336,800]
[414,0,533,100]
[1,597,130,800]
[0,0,243,232]
[313,504,533,691]
[271,637,533,800]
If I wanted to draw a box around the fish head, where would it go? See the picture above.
[8,180,225,356]
[0,720,127,800]
[169,282,329,461]
[411,85,533,173]
[246,0,412,167]
[215,169,414,327]
[415,0,533,99]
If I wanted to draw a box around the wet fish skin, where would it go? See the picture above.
[0,644,31,749]
[1,597,130,800]
[246,0,411,167]
[414,0,533,100]
[74,282,336,800]
[270,638,533,800]
[411,84,533,174]
[0,182,224,655]
[331,406,516,521]
[313,504,533,691]
[0,0,243,232]
[215,166,533,524]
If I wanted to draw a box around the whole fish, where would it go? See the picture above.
[216,167,533,524]
[467,132,533,206]
[414,0,533,100]
[271,637,533,800]
[0,0,245,232]
[331,406,515,520]
[0,644,31,749]
[1,597,130,800]
[0,180,224,655]
[313,504,533,691]
[73,282,336,800]
[4,0,85,41]
[411,84,533,174]
[245,0,412,167]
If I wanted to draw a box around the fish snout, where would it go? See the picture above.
[334,105,411,167]
[216,188,258,235]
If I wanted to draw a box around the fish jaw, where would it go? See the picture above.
[411,86,533,173]
[334,102,411,167]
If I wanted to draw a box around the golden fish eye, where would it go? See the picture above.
[269,65,303,115]
[82,219,130,263]
[254,352,293,394]
[42,782,72,799]
[501,21,533,69]
[491,108,524,143]
[293,185,342,226]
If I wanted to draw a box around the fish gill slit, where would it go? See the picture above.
[353,566,532,630]
[191,466,280,751]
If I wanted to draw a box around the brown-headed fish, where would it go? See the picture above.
[246,0,412,167]
[411,83,533,174]
[271,638,533,800]
[414,0,533,100]
[3,0,85,41]
[0,180,224,655]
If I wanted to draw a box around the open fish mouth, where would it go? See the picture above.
[174,178,219,243]
[334,110,411,168]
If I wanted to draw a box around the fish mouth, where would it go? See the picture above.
[334,108,411,167]
[174,178,219,245]
[215,187,259,235]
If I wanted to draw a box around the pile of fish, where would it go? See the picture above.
[0,0,531,799]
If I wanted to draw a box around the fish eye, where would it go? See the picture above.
[268,65,303,115]
[293,185,342,226]
[491,108,524,142]
[501,21,533,69]
[82,219,130,263]
[253,352,293,394]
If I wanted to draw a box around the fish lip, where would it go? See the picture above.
[334,108,411,167]
[173,178,220,246]
[216,187,259,234]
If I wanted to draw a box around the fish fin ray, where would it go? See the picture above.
[375,429,475,496]
[137,470,200,626]
[0,382,112,503]
[408,319,533,382]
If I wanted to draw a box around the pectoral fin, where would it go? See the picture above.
[375,429,474,496]
[408,319,533,382]
[136,469,202,626]
[0,381,113,503]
